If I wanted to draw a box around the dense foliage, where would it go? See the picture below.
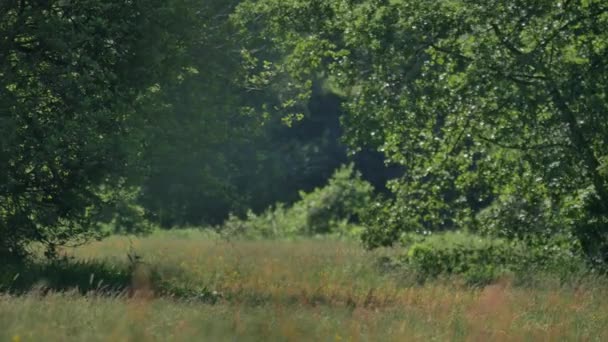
[2,0,608,273]
[400,232,586,285]
[0,0,392,258]
[233,0,608,262]
[221,164,373,238]
[0,0,202,257]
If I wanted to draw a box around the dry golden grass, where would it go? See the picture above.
[1,231,608,341]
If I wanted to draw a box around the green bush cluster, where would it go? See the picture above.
[220,164,373,239]
[400,232,588,286]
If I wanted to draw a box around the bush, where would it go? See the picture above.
[221,204,297,239]
[296,163,373,235]
[400,232,587,286]
[219,164,373,239]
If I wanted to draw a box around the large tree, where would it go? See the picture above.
[234,0,608,259]
[0,0,199,258]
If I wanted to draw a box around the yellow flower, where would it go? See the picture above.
[12,335,21,342]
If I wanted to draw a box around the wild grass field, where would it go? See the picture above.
[1,231,608,341]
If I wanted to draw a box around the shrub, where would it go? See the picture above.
[401,232,587,286]
[219,164,373,238]
[296,163,373,235]
[221,204,297,239]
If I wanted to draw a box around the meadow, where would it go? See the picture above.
[1,231,608,341]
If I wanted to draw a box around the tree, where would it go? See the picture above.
[0,0,199,258]
[234,0,608,260]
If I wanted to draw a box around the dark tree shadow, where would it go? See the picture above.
[0,258,224,304]
[0,259,132,295]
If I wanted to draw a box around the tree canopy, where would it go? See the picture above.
[233,0,608,259]
[0,0,202,256]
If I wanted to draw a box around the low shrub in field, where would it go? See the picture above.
[296,164,373,235]
[220,164,372,239]
[399,232,588,286]
[221,204,296,238]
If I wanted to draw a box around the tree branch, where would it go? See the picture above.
[491,23,525,56]
[477,134,567,151]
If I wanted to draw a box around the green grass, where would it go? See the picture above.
[1,230,608,341]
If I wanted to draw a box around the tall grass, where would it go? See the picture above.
[1,230,607,341]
